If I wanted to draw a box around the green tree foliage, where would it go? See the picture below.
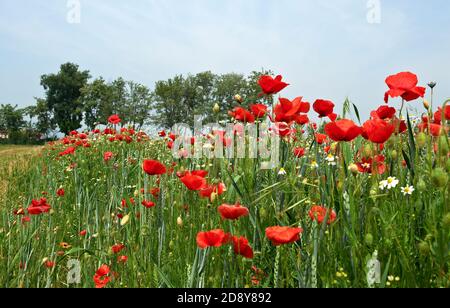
[0,104,26,143]
[151,69,272,129]
[40,63,90,134]
[80,78,153,130]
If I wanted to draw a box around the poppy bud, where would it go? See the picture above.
[428,82,437,89]
[363,144,373,158]
[213,103,220,114]
[177,216,183,227]
[234,94,243,104]
[423,100,430,110]
[370,187,378,197]
[348,163,358,175]
[391,150,398,160]
[260,208,267,219]
[418,241,430,256]
[443,213,450,228]
[438,136,449,156]
[364,234,374,247]
[416,132,427,148]
[417,179,427,192]
[431,168,448,188]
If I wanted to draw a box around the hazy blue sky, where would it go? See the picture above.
[1,0,449,117]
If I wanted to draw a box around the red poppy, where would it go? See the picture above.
[117,256,128,264]
[356,155,386,175]
[218,203,249,220]
[199,183,226,201]
[250,104,268,118]
[111,244,125,254]
[429,123,443,137]
[142,160,167,176]
[190,170,209,178]
[313,100,335,118]
[266,226,303,246]
[315,133,328,145]
[108,114,121,125]
[229,107,255,123]
[371,106,397,120]
[159,130,166,137]
[309,206,337,225]
[258,75,289,95]
[196,229,227,249]
[324,119,362,142]
[79,230,87,237]
[59,147,76,157]
[142,200,156,209]
[27,198,51,215]
[293,147,306,158]
[150,187,160,198]
[56,188,65,197]
[180,173,207,191]
[274,97,310,123]
[362,119,395,144]
[384,72,426,103]
[93,264,110,289]
[446,105,450,120]
[104,152,113,162]
[44,260,56,268]
[232,236,254,259]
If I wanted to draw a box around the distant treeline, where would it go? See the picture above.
[0,63,272,144]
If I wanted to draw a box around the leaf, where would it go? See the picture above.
[406,111,416,177]
[402,150,415,177]
[353,103,361,124]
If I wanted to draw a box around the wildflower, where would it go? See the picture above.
[313,99,335,119]
[141,200,156,209]
[384,72,426,103]
[362,119,395,144]
[108,114,121,125]
[27,198,51,215]
[232,236,254,259]
[324,119,362,142]
[250,104,268,119]
[379,177,399,190]
[117,256,128,264]
[59,242,72,249]
[229,107,255,123]
[325,154,337,166]
[93,264,111,289]
[142,160,167,176]
[104,152,113,162]
[218,203,249,220]
[401,186,415,196]
[112,244,125,254]
[265,226,303,246]
[258,75,289,95]
[278,168,287,176]
[311,160,319,169]
[309,206,337,225]
[56,188,65,197]
[196,229,228,249]
[180,173,207,191]
[273,97,310,123]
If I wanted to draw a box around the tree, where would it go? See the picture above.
[0,104,26,143]
[40,63,90,134]
[31,98,56,138]
[80,77,115,129]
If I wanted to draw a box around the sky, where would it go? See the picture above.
[1,0,449,118]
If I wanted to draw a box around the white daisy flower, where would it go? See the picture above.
[401,186,415,196]
[386,177,399,189]
[278,168,287,176]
